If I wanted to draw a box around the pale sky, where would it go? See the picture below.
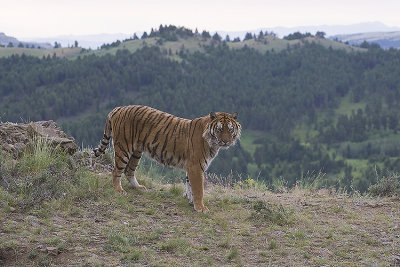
[2,0,400,38]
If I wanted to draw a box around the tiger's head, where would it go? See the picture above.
[203,112,242,149]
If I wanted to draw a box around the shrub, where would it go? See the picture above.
[0,137,83,210]
[250,199,294,226]
[368,174,400,197]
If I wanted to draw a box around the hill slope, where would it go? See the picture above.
[1,25,400,193]
[332,31,400,49]
[1,143,399,266]
[0,28,363,59]
[0,32,52,49]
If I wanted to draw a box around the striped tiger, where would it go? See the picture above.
[93,105,241,212]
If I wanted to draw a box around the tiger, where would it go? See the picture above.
[93,105,241,212]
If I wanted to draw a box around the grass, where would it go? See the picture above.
[1,139,400,266]
[368,173,400,197]
[0,47,82,59]
[1,33,364,60]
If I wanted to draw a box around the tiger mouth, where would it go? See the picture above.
[219,143,231,147]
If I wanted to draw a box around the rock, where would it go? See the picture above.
[3,143,14,152]
[46,246,59,255]
[27,121,78,154]
[0,120,78,157]
[25,215,39,226]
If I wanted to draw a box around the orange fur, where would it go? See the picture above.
[93,105,241,212]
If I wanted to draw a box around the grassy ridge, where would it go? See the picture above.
[0,34,364,59]
[1,138,399,266]
[0,47,82,58]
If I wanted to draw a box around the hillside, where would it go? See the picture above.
[0,27,363,59]
[332,31,400,49]
[1,25,400,193]
[1,138,399,266]
[0,32,52,50]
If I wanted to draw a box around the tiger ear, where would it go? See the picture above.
[232,112,238,120]
[210,112,217,120]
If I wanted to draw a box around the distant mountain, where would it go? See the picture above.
[21,33,133,49]
[12,22,400,50]
[218,21,400,40]
[330,31,400,49]
[0,32,52,49]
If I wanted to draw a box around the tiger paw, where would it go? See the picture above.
[194,204,209,213]
[114,187,127,194]
[136,185,147,190]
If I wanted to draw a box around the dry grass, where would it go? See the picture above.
[0,143,399,266]
[1,172,399,266]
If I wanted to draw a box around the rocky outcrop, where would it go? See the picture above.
[0,120,78,157]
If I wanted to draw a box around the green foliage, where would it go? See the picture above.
[0,138,78,210]
[0,138,104,211]
[2,30,400,192]
[368,173,400,197]
[226,247,239,262]
[250,200,295,226]
[159,238,192,253]
[284,31,313,40]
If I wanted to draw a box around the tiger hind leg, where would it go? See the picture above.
[112,166,127,194]
[183,176,194,204]
[124,151,147,190]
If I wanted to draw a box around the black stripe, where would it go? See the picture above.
[133,106,151,138]
[159,132,170,163]
[112,107,126,137]
[190,119,200,150]
[152,128,162,145]
[141,112,163,150]
[116,165,125,171]
[170,120,180,147]
[162,116,175,134]
[116,154,128,165]
[110,106,123,119]
[173,136,177,155]
[151,143,159,158]
[136,109,157,145]
[199,160,205,172]
[132,154,141,160]
[115,142,129,158]
[101,140,108,146]
[127,164,137,172]
[124,106,137,155]
[103,134,111,140]
[147,143,152,154]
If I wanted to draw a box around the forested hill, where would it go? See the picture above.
[1,26,400,192]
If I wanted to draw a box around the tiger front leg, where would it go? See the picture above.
[187,166,208,212]
[124,152,147,190]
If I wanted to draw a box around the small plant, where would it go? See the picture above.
[296,170,325,190]
[251,200,294,226]
[270,177,288,193]
[226,247,238,262]
[217,238,231,248]
[168,184,183,196]
[368,173,400,197]
[105,231,131,253]
[159,238,191,253]
[268,239,277,249]
[122,250,142,262]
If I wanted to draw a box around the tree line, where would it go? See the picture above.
[2,29,400,191]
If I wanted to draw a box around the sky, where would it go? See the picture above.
[2,0,400,38]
